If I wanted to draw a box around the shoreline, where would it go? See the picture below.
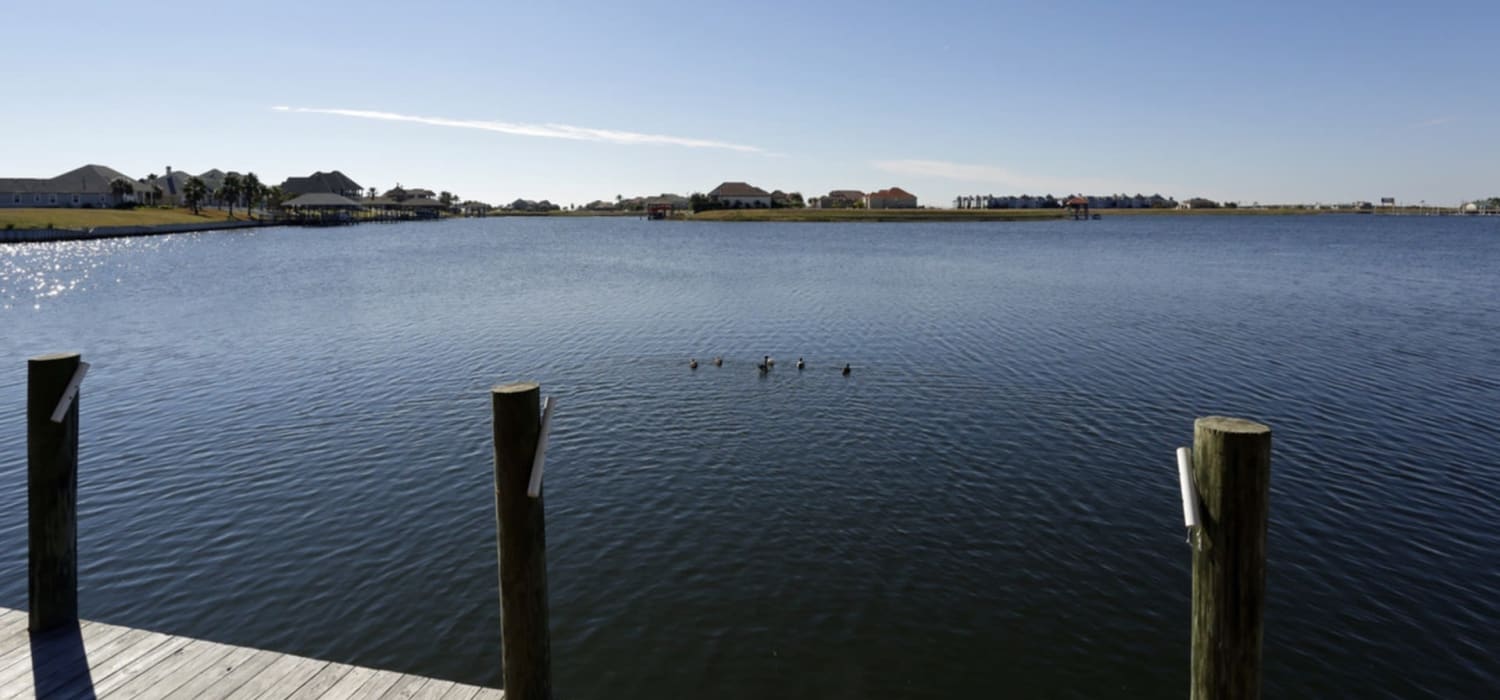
[0,219,272,243]
[682,207,1469,222]
[683,207,1331,223]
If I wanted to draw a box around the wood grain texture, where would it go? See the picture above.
[181,647,282,700]
[29,352,81,632]
[1191,416,1272,700]
[407,678,459,699]
[0,607,505,699]
[222,654,330,700]
[491,382,553,700]
[377,674,432,699]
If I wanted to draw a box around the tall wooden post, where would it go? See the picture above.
[1190,416,1272,700]
[29,352,82,632]
[491,382,552,700]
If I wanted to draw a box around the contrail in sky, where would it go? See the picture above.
[272,106,764,153]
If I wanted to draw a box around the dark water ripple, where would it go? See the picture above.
[2,215,1498,698]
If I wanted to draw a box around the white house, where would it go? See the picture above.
[709,181,772,208]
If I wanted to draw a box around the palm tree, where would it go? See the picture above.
[242,173,263,219]
[266,185,286,210]
[219,173,243,218]
[183,177,208,215]
[109,178,134,207]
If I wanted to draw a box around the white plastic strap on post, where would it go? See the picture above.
[50,361,90,423]
[527,396,555,498]
[1177,447,1206,550]
[1177,446,1200,529]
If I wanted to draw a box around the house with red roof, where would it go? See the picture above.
[864,187,918,209]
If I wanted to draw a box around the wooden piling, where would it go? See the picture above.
[1190,416,1272,700]
[491,382,552,700]
[29,352,82,632]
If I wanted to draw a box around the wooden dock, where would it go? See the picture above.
[0,607,502,699]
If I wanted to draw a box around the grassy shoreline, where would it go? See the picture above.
[0,207,253,230]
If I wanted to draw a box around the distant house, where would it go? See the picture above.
[0,164,157,208]
[282,171,363,199]
[507,199,560,212]
[150,167,195,206]
[709,181,772,208]
[864,187,917,209]
[197,169,228,195]
[814,190,864,208]
[460,201,493,216]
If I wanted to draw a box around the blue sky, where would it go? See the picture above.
[2,0,1495,206]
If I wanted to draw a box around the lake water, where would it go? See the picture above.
[1,215,1497,698]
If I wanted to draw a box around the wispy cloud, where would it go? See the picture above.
[271,106,765,153]
[1413,116,1455,128]
[872,159,1175,195]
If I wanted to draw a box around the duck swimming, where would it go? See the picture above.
[842,363,851,376]
[713,356,723,367]
[797,358,805,370]
[764,355,776,367]
[689,358,698,369]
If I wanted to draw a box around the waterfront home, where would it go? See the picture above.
[383,187,436,200]
[957,193,1175,210]
[0,164,157,208]
[709,182,772,208]
[813,190,865,208]
[282,171,363,199]
[865,187,918,209]
[197,169,229,195]
[150,167,195,206]
[461,201,493,216]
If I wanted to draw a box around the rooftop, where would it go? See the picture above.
[709,182,771,198]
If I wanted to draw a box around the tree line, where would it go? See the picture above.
[113,172,286,218]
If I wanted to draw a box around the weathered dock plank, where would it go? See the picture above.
[221,653,330,700]
[0,608,502,699]
[440,684,483,700]
[14,622,131,697]
[406,678,459,699]
[282,660,357,700]
[103,639,236,699]
[377,674,430,699]
[49,624,156,687]
[159,643,265,699]
[184,647,282,700]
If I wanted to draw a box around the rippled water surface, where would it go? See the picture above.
[2,216,1497,698]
